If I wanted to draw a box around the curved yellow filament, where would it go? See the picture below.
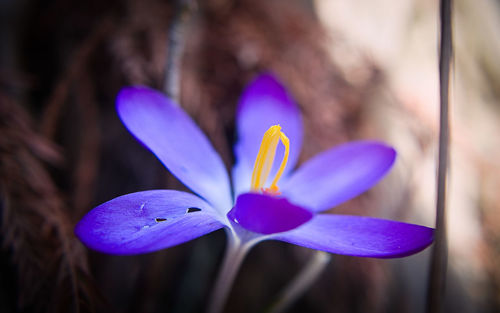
[250,125,290,194]
[270,132,289,189]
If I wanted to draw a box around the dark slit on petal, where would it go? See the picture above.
[187,207,201,213]
[155,218,167,222]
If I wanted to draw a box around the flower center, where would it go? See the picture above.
[250,125,290,195]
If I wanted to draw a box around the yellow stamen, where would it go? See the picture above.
[250,125,290,194]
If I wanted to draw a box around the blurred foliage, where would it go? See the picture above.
[0,0,499,312]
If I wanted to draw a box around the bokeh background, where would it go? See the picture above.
[1,0,499,312]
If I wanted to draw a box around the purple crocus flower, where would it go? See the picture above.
[75,74,433,259]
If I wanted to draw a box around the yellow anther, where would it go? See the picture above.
[250,125,290,194]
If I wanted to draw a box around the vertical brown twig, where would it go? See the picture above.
[426,0,452,312]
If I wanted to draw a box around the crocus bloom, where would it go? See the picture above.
[75,74,433,259]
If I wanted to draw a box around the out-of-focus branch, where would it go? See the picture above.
[268,251,331,313]
[163,0,195,103]
[426,0,453,312]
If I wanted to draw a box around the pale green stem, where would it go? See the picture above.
[207,234,254,313]
[268,251,331,313]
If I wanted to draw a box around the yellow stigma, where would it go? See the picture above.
[250,125,290,194]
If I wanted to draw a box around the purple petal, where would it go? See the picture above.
[281,141,396,212]
[232,74,303,196]
[228,193,313,235]
[75,190,224,255]
[117,87,232,211]
[273,214,434,258]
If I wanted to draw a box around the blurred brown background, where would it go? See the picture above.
[1,0,499,312]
